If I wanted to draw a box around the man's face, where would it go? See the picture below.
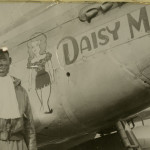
[0,53,11,77]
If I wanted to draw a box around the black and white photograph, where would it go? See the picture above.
[0,2,150,150]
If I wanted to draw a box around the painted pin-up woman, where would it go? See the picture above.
[27,33,54,113]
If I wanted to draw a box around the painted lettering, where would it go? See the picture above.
[91,32,98,49]
[57,6,150,66]
[57,36,79,65]
[80,36,92,53]
[106,21,120,40]
[127,7,150,39]
[98,28,109,45]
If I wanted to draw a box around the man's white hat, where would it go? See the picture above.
[1,47,8,52]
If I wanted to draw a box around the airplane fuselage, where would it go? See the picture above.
[0,2,150,148]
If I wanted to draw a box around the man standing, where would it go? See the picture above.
[0,47,37,150]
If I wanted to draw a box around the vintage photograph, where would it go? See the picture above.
[0,2,150,150]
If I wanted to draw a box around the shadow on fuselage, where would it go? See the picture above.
[69,133,125,150]
[39,133,125,150]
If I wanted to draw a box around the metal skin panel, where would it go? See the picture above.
[1,2,150,148]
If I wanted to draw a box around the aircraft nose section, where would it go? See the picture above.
[131,37,150,84]
[138,55,150,81]
[111,35,150,85]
